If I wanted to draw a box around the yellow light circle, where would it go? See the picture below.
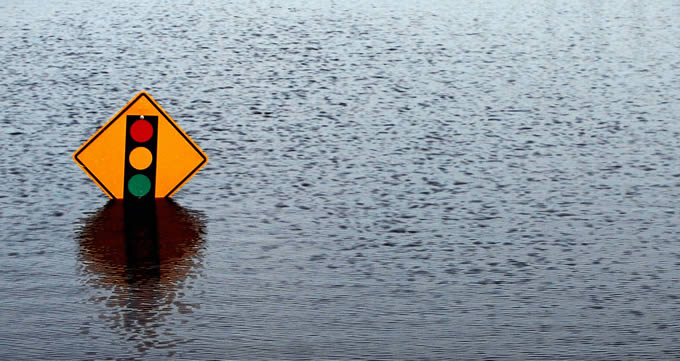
[129,147,153,170]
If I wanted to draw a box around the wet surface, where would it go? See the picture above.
[2,0,680,359]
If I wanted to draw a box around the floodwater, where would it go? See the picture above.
[2,0,680,359]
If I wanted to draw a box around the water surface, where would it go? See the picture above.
[1,0,680,359]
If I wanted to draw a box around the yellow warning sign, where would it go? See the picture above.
[73,91,208,199]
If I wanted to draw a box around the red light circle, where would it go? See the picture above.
[130,119,153,143]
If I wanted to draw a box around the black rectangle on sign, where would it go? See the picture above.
[123,115,158,200]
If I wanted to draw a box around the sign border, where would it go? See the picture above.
[73,91,208,199]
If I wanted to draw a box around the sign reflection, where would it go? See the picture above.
[76,199,206,353]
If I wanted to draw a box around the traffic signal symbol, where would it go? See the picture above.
[73,91,208,199]
[124,115,158,199]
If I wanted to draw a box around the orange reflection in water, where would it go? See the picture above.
[76,199,206,353]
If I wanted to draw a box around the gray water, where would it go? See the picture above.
[2,0,680,359]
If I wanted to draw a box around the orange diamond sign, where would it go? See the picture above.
[73,91,208,199]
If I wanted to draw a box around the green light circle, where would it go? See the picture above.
[128,174,151,197]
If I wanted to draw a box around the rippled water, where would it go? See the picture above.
[2,0,680,359]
